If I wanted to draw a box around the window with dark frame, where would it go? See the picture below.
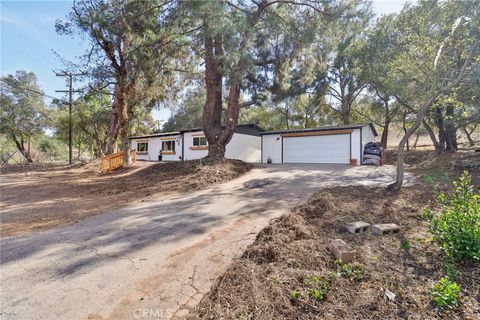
[162,140,175,152]
[137,142,148,153]
[193,136,207,146]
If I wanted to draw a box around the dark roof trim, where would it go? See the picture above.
[129,132,180,140]
[179,124,265,136]
[128,124,265,140]
[234,124,265,136]
[261,123,378,136]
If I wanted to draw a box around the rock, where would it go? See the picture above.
[328,239,356,263]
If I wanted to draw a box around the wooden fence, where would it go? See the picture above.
[100,149,136,172]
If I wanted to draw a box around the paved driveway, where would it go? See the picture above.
[0,164,415,320]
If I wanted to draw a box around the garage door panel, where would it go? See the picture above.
[283,134,350,164]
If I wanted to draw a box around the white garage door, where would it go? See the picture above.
[283,134,350,164]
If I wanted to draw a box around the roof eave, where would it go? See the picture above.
[260,124,370,135]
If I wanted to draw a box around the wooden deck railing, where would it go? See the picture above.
[100,149,136,172]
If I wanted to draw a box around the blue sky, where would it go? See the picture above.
[1,0,410,124]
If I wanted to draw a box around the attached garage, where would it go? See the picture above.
[261,124,377,164]
[283,133,351,164]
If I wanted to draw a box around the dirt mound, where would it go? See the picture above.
[385,150,480,187]
[132,159,251,190]
[188,185,479,320]
[385,149,480,171]
[295,192,338,218]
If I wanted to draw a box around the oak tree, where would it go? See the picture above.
[0,71,48,162]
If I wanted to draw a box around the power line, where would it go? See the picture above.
[55,70,85,165]
[21,87,65,102]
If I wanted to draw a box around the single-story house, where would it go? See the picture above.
[129,123,377,165]
[261,124,377,164]
[128,124,264,163]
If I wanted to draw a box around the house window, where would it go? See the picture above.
[137,142,148,153]
[162,140,175,153]
[193,136,207,147]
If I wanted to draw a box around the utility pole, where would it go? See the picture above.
[55,71,84,165]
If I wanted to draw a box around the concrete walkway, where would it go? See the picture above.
[0,164,415,320]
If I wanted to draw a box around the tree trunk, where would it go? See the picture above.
[434,106,446,152]
[341,99,350,124]
[118,78,132,166]
[12,135,33,163]
[207,140,226,160]
[203,32,229,161]
[422,119,442,153]
[380,116,391,149]
[202,1,267,161]
[412,129,421,149]
[27,136,31,158]
[391,120,421,191]
[202,30,245,161]
[121,125,131,166]
[378,94,392,149]
[285,108,290,129]
[390,95,438,191]
[402,111,410,151]
[107,99,120,154]
[462,126,475,147]
[107,67,132,167]
[444,104,457,152]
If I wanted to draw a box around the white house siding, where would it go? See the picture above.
[131,138,160,161]
[131,137,149,161]
[261,134,282,163]
[183,131,261,162]
[183,131,209,161]
[131,135,183,161]
[159,135,183,161]
[225,133,261,163]
[351,128,361,164]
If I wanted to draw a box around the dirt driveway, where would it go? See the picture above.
[0,164,415,320]
[0,160,249,237]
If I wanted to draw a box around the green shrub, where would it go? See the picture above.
[290,290,299,301]
[335,260,365,281]
[401,239,411,253]
[36,136,68,160]
[444,260,458,281]
[424,172,480,262]
[430,277,461,309]
[310,287,327,300]
[304,274,329,301]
